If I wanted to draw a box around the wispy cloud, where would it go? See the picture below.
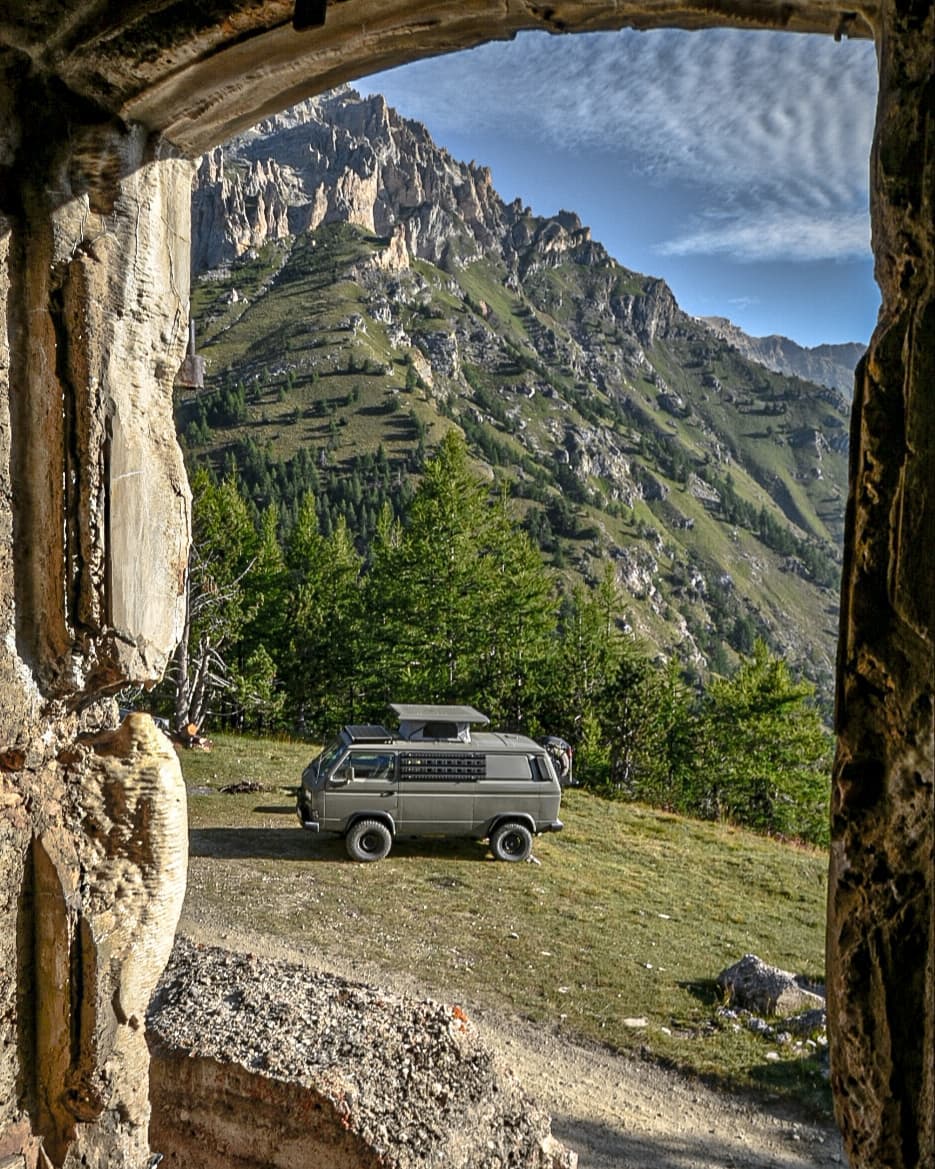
[366,29,877,264]
[658,209,872,262]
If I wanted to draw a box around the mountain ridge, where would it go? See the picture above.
[193,86,861,391]
[182,87,848,701]
[700,316,865,395]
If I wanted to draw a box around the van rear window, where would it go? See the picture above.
[531,755,555,782]
[485,755,533,780]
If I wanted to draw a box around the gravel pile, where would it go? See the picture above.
[147,938,575,1168]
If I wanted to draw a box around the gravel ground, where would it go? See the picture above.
[149,937,575,1167]
[476,1009,845,1169]
[172,924,847,1169]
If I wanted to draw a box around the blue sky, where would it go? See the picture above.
[363,29,879,349]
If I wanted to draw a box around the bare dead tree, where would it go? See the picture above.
[166,542,255,735]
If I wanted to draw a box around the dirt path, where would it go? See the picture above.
[474,1007,844,1169]
[178,921,846,1169]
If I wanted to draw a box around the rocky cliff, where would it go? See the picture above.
[193,88,511,272]
[192,88,658,310]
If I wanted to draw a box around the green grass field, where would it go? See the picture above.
[177,733,831,1116]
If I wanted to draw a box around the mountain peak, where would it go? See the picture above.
[192,87,638,291]
[184,87,849,698]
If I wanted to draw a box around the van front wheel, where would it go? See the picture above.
[346,819,392,862]
[490,822,533,862]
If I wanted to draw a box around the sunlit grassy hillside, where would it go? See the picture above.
[177,733,831,1115]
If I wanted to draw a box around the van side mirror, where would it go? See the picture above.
[329,771,349,787]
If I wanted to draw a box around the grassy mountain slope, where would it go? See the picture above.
[701,316,865,396]
[178,92,848,701]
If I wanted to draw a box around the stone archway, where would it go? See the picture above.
[0,3,930,1168]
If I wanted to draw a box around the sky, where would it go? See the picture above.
[362,28,880,349]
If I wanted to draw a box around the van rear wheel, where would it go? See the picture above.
[346,819,392,862]
[490,822,533,862]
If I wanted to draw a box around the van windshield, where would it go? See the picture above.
[311,739,346,780]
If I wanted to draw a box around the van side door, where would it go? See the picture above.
[325,749,398,829]
[396,751,483,834]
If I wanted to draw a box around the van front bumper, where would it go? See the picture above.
[297,802,320,832]
[539,819,564,834]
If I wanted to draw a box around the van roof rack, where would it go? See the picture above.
[389,704,489,725]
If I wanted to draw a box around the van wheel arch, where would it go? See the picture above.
[345,817,394,862]
[488,814,536,838]
[489,820,534,862]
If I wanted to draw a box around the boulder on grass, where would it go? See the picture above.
[716,954,825,1017]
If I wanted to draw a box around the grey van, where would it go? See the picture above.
[297,704,564,862]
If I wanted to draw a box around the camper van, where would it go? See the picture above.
[297,704,564,862]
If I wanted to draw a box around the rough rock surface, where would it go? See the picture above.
[827,1,935,1164]
[716,954,826,1017]
[35,717,188,1166]
[0,103,192,1169]
[148,939,576,1169]
[1,711,187,1169]
[1,0,869,155]
[3,128,191,701]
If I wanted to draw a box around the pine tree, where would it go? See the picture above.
[284,494,362,733]
[547,565,625,743]
[236,504,288,729]
[168,471,259,733]
[467,487,557,729]
[696,639,832,842]
[604,654,694,807]
[363,432,556,720]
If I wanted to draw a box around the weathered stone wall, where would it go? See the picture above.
[828,2,934,1165]
[7,129,192,696]
[0,103,192,1168]
[1,712,188,1169]
[32,717,188,1167]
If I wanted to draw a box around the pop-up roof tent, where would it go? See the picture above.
[390,703,489,743]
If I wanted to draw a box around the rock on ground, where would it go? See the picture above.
[717,953,826,1016]
[147,938,575,1169]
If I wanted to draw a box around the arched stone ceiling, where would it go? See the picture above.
[2,0,876,154]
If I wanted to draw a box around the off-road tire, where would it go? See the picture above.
[346,819,393,862]
[490,821,533,862]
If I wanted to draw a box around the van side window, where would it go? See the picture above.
[418,721,459,740]
[349,752,396,780]
[485,754,533,780]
